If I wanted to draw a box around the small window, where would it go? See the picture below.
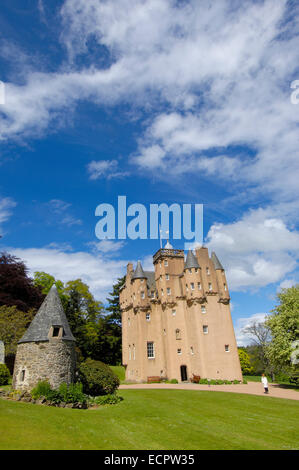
[141,291,145,299]
[21,370,25,382]
[203,325,208,334]
[186,284,188,292]
[146,312,150,321]
[128,317,131,326]
[195,268,198,273]
[167,287,171,295]
[172,309,176,316]
[133,344,136,360]
[224,283,227,291]
[129,345,131,360]
[161,288,164,296]
[209,283,212,291]
[188,268,192,274]
[52,327,60,337]
[206,267,210,275]
[190,282,194,290]
[164,260,168,266]
[147,342,155,358]
[198,282,201,290]
[175,328,181,340]
[190,347,194,355]
[141,279,144,283]
[151,291,155,299]
[177,348,182,355]
[166,273,169,280]
[225,344,230,352]
[201,305,206,314]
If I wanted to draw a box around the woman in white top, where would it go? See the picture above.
[261,374,269,393]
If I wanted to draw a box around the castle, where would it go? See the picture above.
[12,285,76,391]
[120,244,242,383]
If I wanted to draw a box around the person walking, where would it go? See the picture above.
[261,373,269,394]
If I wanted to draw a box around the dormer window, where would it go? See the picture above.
[50,325,64,338]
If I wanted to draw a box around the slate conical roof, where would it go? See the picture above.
[18,285,75,344]
[132,260,147,280]
[184,250,200,270]
[211,251,224,270]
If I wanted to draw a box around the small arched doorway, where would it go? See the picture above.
[180,365,188,382]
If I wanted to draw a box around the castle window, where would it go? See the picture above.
[53,327,60,337]
[208,283,212,291]
[128,317,131,326]
[151,291,155,299]
[141,279,144,283]
[198,282,201,290]
[161,288,164,296]
[201,305,206,314]
[175,329,181,340]
[195,268,198,273]
[166,273,169,280]
[186,284,188,292]
[188,268,192,274]
[147,342,155,359]
[164,260,168,266]
[172,309,176,316]
[146,312,150,321]
[177,348,182,355]
[133,344,136,360]
[190,347,194,355]
[224,283,227,291]
[190,282,194,290]
[203,325,209,334]
[206,267,210,275]
[141,291,145,299]
[225,344,230,352]
[129,345,131,360]
[167,287,171,295]
[21,370,25,382]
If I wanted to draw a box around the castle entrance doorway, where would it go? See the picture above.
[180,365,188,382]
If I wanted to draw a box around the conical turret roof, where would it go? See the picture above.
[18,285,75,343]
[211,251,224,270]
[184,250,200,270]
[132,260,147,280]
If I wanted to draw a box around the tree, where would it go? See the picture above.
[0,253,44,312]
[265,285,299,372]
[238,348,254,375]
[33,271,68,309]
[0,305,35,355]
[241,320,273,376]
[105,276,125,325]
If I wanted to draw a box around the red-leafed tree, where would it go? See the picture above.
[0,252,44,312]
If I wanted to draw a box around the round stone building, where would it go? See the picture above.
[12,285,76,391]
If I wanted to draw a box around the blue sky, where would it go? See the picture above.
[0,0,299,345]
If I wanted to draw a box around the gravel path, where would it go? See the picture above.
[120,381,299,401]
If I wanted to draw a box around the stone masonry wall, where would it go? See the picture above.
[12,340,76,391]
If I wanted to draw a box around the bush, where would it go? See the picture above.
[0,363,10,385]
[31,380,87,405]
[31,380,52,400]
[90,394,123,406]
[78,359,120,396]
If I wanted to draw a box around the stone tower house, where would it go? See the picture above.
[120,244,242,383]
[12,285,76,391]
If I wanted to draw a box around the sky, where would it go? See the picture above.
[0,0,299,345]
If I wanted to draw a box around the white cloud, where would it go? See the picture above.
[0,197,16,234]
[206,207,299,290]
[9,246,128,301]
[87,160,129,180]
[89,239,126,254]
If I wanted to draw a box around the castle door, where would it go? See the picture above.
[180,365,188,382]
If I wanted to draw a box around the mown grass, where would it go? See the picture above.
[0,389,298,450]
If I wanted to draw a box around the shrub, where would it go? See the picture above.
[58,382,87,404]
[0,363,10,386]
[169,379,178,384]
[31,380,52,399]
[31,380,87,405]
[90,394,123,406]
[78,359,120,396]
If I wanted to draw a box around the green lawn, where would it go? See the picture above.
[0,389,298,450]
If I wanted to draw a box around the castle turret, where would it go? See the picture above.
[12,285,76,391]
